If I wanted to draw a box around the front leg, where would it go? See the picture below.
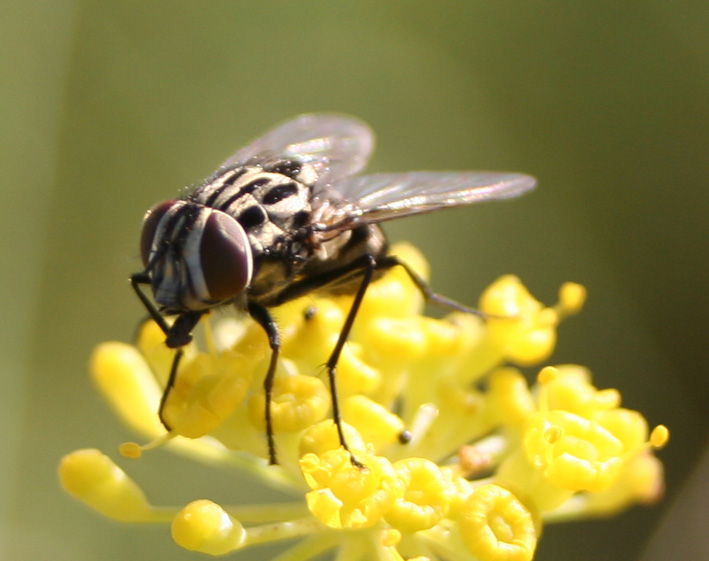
[131,272,203,430]
[248,301,282,465]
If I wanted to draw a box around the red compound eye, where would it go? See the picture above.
[140,200,176,267]
[199,210,253,301]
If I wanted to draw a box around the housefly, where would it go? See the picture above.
[131,114,536,465]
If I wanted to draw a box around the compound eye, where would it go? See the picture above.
[200,211,253,302]
[140,200,176,266]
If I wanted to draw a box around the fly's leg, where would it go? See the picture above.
[320,254,484,465]
[247,301,281,465]
[131,273,171,334]
[158,348,184,429]
[244,253,488,466]
[324,255,381,469]
[380,255,488,317]
[131,273,203,431]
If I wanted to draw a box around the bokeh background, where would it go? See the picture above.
[2,2,707,560]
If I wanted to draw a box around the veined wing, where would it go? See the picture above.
[215,114,375,185]
[317,172,536,230]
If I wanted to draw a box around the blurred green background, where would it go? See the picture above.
[2,2,707,560]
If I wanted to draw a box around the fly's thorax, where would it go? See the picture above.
[140,200,253,312]
[191,162,315,253]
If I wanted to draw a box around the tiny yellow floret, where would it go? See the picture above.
[89,342,165,438]
[385,457,454,532]
[580,452,666,516]
[343,395,405,450]
[487,367,535,427]
[299,420,366,459]
[172,500,246,555]
[459,483,537,561]
[541,366,621,419]
[481,276,558,366]
[248,373,330,432]
[301,448,404,529]
[59,449,168,522]
[136,319,180,386]
[597,408,648,452]
[537,366,559,386]
[335,342,382,394]
[524,411,624,492]
[280,298,344,364]
[163,350,256,438]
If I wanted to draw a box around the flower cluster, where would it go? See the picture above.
[60,243,668,561]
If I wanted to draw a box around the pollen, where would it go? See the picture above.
[557,282,587,316]
[651,425,670,449]
[118,442,143,459]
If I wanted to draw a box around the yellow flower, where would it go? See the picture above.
[301,448,404,529]
[458,484,537,561]
[480,277,585,366]
[172,500,246,555]
[59,449,171,523]
[523,410,624,493]
[385,458,454,532]
[60,243,667,560]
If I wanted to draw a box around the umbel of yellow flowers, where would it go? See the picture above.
[60,243,668,561]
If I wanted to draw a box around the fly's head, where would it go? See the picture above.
[139,199,253,313]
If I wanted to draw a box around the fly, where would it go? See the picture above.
[131,114,536,466]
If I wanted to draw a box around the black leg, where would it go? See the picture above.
[131,273,203,431]
[272,253,485,318]
[248,301,281,465]
[158,347,183,429]
[381,255,487,317]
[131,273,171,335]
[324,255,380,468]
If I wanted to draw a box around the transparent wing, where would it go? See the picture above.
[318,172,536,230]
[216,114,374,185]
